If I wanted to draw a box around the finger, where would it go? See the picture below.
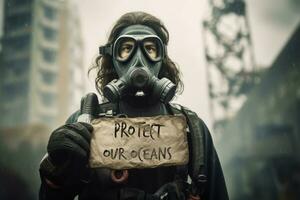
[78,122,93,132]
[48,138,87,165]
[65,122,93,142]
[61,128,90,153]
[67,141,88,163]
[48,128,89,155]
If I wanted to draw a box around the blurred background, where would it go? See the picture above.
[0,0,299,199]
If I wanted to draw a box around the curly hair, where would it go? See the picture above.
[89,11,184,98]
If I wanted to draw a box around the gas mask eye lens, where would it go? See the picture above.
[144,40,158,59]
[116,38,135,61]
[143,37,163,61]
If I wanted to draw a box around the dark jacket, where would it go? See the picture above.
[39,102,229,200]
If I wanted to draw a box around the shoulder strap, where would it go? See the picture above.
[168,103,205,181]
[98,101,118,116]
[65,101,118,124]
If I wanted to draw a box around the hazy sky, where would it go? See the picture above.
[0,0,299,128]
[73,0,300,128]
[0,0,3,47]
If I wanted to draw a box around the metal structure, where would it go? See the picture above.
[202,0,258,133]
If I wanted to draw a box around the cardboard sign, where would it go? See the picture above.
[89,115,189,169]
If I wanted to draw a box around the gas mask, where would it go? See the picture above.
[99,25,176,104]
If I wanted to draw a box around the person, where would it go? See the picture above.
[39,11,229,200]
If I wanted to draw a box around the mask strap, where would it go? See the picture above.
[164,44,168,59]
[99,44,113,56]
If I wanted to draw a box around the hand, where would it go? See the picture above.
[42,122,93,186]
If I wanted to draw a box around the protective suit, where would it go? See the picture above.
[39,13,229,200]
